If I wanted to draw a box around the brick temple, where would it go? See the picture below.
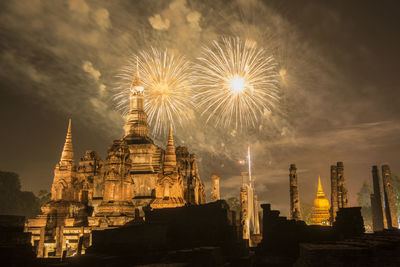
[26,72,206,257]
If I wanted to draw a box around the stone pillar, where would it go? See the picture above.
[77,226,84,256]
[55,226,64,257]
[382,165,399,228]
[371,166,385,230]
[289,164,302,220]
[44,246,49,258]
[337,162,348,208]
[37,227,45,257]
[240,172,249,240]
[330,165,338,222]
[370,194,381,232]
[211,173,220,202]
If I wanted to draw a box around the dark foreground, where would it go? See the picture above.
[2,202,400,266]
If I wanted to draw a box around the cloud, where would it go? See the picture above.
[93,8,111,30]
[149,14,170,31]
[68,0,89,15]
[82,61,101,80]
[0,51,48,85]
[2,0,399,215]
[186,11,201,31]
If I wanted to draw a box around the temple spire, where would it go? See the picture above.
[123,63,151,141]
[164,123,176,171]
[317,176,325,197]
[60,119,74,165]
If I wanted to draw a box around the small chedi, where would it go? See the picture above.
[26,72,206,257]
[310,176,330,225]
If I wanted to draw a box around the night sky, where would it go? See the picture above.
[1,0,399,216]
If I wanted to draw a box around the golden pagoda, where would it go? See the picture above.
[310,176,331,225]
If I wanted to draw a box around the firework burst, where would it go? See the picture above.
[115,48,194,135]
[193,37,279,129]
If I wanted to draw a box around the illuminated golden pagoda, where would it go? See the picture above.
[310,176,331,225]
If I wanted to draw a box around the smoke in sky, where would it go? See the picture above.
[1,0,399,216]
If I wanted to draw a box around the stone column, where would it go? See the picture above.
[382,165,399,228]
[289,164,302,220]
[240,172,249,240]
[211,173,220,202]
[337,162,348,208]
[370,193,388,232]
[371,165,386,230]
[330,165,338,222]
[37,227,45,257]
[55,226,64,257]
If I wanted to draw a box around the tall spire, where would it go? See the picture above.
[60,119,74,165]
[164,123,176,171]
[123,62,151,142]
[317,176,325,197]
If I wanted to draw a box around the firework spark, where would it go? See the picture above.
[193,37,279,129]
[115,48,194,135]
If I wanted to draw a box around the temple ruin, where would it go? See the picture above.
[26,72,206,257]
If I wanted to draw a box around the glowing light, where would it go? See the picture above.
[115,48,194,134]
[227,75,247,94]
[134,85,144,93]
[193,37,279,129]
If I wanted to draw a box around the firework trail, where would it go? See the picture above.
[193,37,280,129]
[115,48,194,135]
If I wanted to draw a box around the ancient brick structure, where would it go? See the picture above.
[382,165,399,229]
[211,173,221,202]
[257,204,367,266]
[1,215,35,266]
[240,172,249,240]
[333,207,365,237]
[330,162,348,222]
[310,176,331,225]
[93,140,136,227]
[27,120,91,257]
[330,165,338,222]
[78,150,103,206]
[336,162,348,208]
[26,72,206,257]
[370,165,386,231]
[151,125,185,209]
[289,164,302,220]
[176,146,205,205]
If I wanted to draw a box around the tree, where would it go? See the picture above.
[0,171,41,219]
[356,180,372,232]
[226,197,240,221]
[300,202,313,225]
[357,180,372,207]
